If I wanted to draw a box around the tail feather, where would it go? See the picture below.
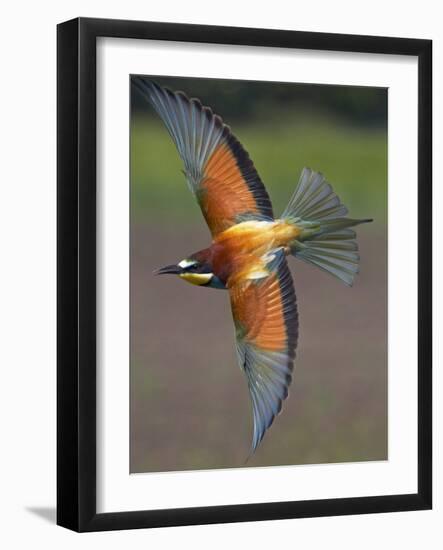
[282,168,348,221]
[291,239,360,286]
[282,168,372,286]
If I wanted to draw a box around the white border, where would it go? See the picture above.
[97,38,418,513]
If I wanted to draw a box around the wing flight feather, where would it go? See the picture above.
[133,78,274,236]
[229,249,298,453]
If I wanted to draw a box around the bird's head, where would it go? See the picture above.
[154,256,225,289]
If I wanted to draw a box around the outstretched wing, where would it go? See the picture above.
[132,77,274,236]
[229,249,298,453]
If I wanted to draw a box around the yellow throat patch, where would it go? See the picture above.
[179,272,213,286]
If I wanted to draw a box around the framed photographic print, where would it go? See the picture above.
[57,17,432,531]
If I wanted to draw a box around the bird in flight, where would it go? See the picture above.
[133,78,372,456]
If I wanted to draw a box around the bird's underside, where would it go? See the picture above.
[133,77,372,455]
[209,219,300,285]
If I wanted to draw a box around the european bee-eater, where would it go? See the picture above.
[133,78,372,455]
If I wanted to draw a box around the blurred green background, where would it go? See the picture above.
[130,76,387,473]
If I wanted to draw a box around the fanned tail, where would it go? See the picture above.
[282,168,372,286]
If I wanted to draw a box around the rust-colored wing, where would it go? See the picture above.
[229,249,298,453]
[132,78,274,236]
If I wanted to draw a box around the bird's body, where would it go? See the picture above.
[194,219,300,288]
[133,77,372,455]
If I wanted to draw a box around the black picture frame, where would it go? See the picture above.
[57,17,432,532]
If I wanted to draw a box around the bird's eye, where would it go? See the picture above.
[193,263,212,274]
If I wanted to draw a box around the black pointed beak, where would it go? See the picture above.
[153,264,183,276]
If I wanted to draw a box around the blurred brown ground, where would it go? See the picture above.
[130,221,387,473]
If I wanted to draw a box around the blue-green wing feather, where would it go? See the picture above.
[230,250,298,454]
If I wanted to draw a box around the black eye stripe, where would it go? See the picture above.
[186,262,211,274]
